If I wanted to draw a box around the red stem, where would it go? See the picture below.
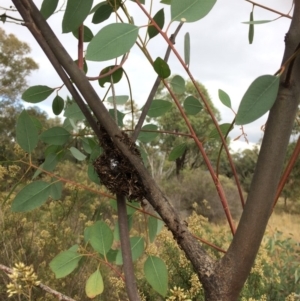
[78,24,84,70]
[273,136,300,207]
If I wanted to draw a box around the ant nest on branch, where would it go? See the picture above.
[93,126,146,201]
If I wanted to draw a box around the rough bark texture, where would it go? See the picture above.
[12,1,300,300]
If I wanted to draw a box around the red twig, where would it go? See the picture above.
[273,136,300,207]
[245,0,292,19]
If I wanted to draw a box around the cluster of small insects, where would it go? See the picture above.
[93,126,146,201]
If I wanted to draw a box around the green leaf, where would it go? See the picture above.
[22,85,54,103]
[184,96,202,115]
[81,137,96,154]
[144,256,168,297]
[11,181,51,212]
[88,164,100,184]
[62,0,93,33]
[248,11,254,44]
[40,127,71,145]
[49,245,82,278]
[89,145,103,162]
[130,0,145,4]
[146,99,172,117]
[171,0,217,23]
[168,143,187,161]
[107,95,129,105]
[52,95,65,115]
[74,58,88,74]
[84,221,113,255]
[86,23,139,61]
[50,181,63,200]
[153,57,171,79]
[109,109,125,126]
[40,0,59,20]
[243,20,273,25]
[235,75,280,125]
[64,102,86,122]
[43,153,58,172]
[116,237,144,265]
[92,2,113,24]
[184,32,190,66]
[148,216,164,243]
[16,110,38,153]
[138,124,159,143]
[85,269,104,298]
[72,25,94,42]
[98,65,123,87]
[218,89,232,109]
[113,215,134,241]
[45,145,64,160]
[69,147,87,161]
[148,9,165,39]
[161,0,171,3]
[208,123,233,139]
[171,75,185,94]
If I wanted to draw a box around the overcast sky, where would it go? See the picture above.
[1,0,294,151]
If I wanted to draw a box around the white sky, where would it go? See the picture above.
[0,0,294,151]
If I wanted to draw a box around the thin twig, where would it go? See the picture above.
[245,0,292,19]
[131,22,184,142]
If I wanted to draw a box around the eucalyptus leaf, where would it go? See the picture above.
[11,181,52,212]
[69,147,87,161]
[50,181,63,200]
[62,0,93,33]
[16,110,38,153]
[218,89,231,109]
[153,57,171,79]
[184,32,190,66]
[85,269,104,298]
[40,0,59,20]
[184,96,202,115]
[109,109,125,126]
[40,127,70,145]
[92,3,113,24]
[208,123,233,139]
[107,95,129,105]
[22,85,54,103]
[138,124,159,143]
[236,75,280,125]
[146,99,172,117]
[144,256,168,297]
[49,245,82,278]
[72,25,94,42]
[115,237,144,265]
[171,0,217,23]
[84,221,113,255]
[148,9,165,39]
[52,95,64,115]
[86,23,139,61]
[171,75,185,94]
[64,102,86,122]
[99,65,123,87]
[248,11,254,44]
[168,143,187,161]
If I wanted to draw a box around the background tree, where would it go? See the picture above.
[0,28,38,102]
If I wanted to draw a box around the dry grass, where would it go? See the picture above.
[268,212,300,242]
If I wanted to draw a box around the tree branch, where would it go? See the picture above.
[14,0,215,289]
[215,3,300,299]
